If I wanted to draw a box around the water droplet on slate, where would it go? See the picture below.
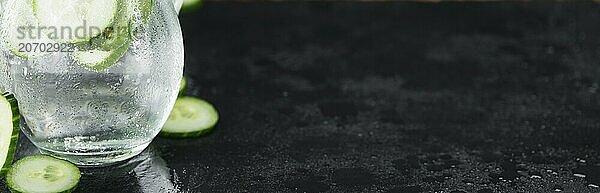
[574,173,586,178]
[530,171,542,179]
[462,179,474,185]
[552,185,563,191]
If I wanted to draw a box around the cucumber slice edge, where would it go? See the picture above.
[0,93,19,176]
[71,42,129,72]
[6,155,81,193]
[32,0,120,43]
[181,0,202,12]
[178,76,186,96]
[160,97,219,138]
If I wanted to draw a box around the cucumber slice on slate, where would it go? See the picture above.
[161,97,219,138]
[6,155,81,193]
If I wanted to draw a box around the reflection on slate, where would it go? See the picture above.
[6,1,600,192]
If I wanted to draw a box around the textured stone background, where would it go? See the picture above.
[6,2,600,193]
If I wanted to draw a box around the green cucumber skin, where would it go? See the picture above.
[9,185,77,193]
[9,186,77,193]
[32,0,119,44]
[180,0,202,13]
[74,1,131,72]
[78,42,130,72]
[10,48,39,60]
[75,0,130,51]
[8,0,49,59]
[72,0,156,72]
[178,76,186,96]
[75,0,153,51]
[139,0,154,22]
[0,93,20,177]
[159,125,215,138]
[160,97,219,138]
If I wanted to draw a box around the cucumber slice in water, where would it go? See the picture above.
[161,97,219,138]
[6,155,80,193]
[0,93,19,176]
[75,2,130,52]
[78,0,155,51]
[71,1,131,72]
[72,0,154,71]
[71,43,129,72]
[3,0,52,58]
[33,0,119,43]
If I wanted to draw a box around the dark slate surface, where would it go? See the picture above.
[5,2,600,193]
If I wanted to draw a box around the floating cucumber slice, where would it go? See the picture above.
[0,93,19,176]
[179,76,186,96]
[3,0,52,58]
[79,0,153,49]
[85,0,153,50]
[160,97,219,138]
[75,1,130,52]
[72,0,155,71]
[33,0,119,43]
[71,43,129,72]
[71,0,131,71]
[6,155,80,193]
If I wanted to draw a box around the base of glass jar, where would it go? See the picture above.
[37,142,151,166]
